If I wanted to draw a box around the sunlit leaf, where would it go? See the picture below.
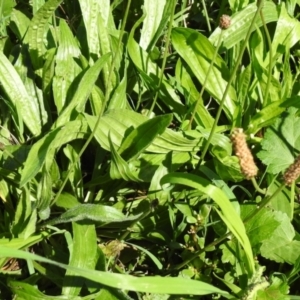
[257,108,300,174]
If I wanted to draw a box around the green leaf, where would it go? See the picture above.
[85,110,201,154]
[118,114,173,161]
[160,173,255,276]
[0,247,230,296]
[0,233,49,249]
[78,0,100,55]
[171,27,237,119]
[53,19,82,113]
[97,2,116,92]
[15,47,48,126]
[46,204,143,226]
[257,108,300,174]
[9,280,82,300]
[0,233,49,268]
[10,9,31,41]
[242,206,280,253]
[27,0,63,68]
[0,52,42,136]
[20,120,89,186]
[128,23,185,115]
[260,211,300,264]
[55,53,111,127]
[248,96,300,134]
[139,0,166,50]
[108,72,128,110]
[175,58,214,129]
[63,223,97,296]
[271,3,300,56]
[256,276,289,300]
[109,134,142,182]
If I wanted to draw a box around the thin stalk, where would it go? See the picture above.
[52,1,132,204]
[251,177,266,195]
[290,182,295,219]
[189,30,224,129]
[201,0,211,32]
[199,0,265,164]
[180,0,188,27]
[148,0,177,116]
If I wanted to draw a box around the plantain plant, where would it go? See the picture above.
[1,0,300,299]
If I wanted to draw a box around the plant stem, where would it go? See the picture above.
[251,177,266,194]
[148,0,177,116]
[199,0,265,164]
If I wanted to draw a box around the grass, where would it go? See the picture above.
[1,0,300,299]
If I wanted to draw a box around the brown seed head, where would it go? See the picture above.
[219,15,231,30]
[231,128,258,179]
[283,155,300,186]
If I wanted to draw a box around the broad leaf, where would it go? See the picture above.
[249,96,300,134]
[260,211,300,264]
[242,206,280,253]
[257,108,300,174]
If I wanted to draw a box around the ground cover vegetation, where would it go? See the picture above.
[1,0,300,299]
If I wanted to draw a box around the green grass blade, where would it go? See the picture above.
[0,247,230,296]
